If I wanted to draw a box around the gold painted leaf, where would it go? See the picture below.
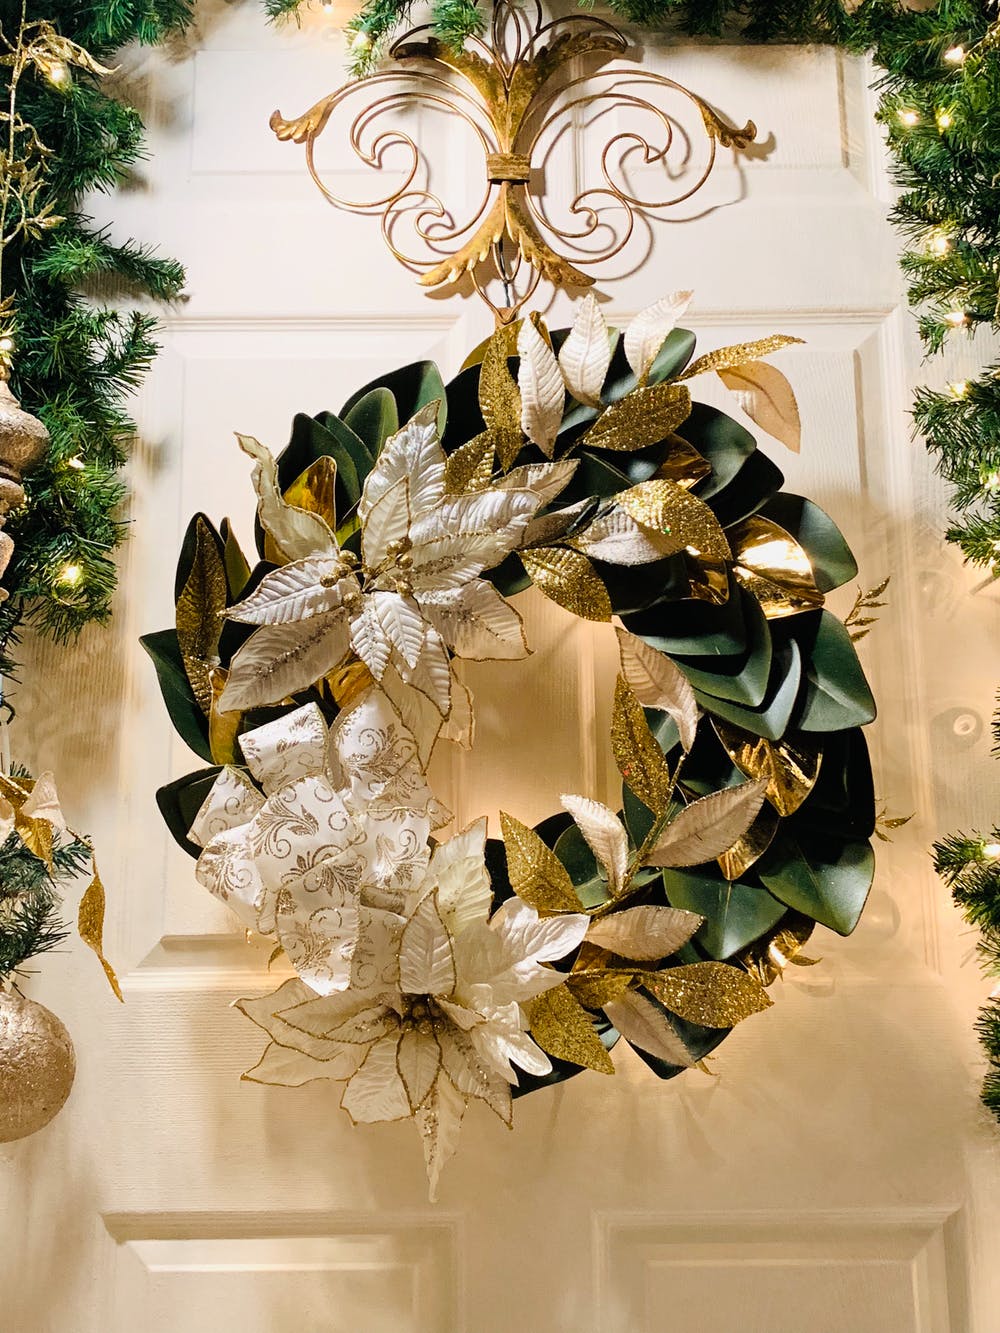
[444,432,495,494]
[584,382,691,452]
[78,856,123,1002]
[500,811,583,913]
[520,546,612,622]
[611,675,674,816]
[479,326,523,469]
[528,983,615,1074]
[713,720,823,818]
[644,962,772,1027]
[680,335,804,380]
[718,359,801,453]
[616,478,731,562]
[176,515,227,716]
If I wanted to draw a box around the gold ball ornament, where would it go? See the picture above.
[0,990,76,1143]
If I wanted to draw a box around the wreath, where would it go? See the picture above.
[144,293,877,1195]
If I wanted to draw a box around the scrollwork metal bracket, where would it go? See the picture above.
[271,0,756,324]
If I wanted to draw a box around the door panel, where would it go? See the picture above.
[4,2,997,1328]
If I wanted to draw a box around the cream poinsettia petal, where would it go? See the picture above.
[416,1072,467,1202]
[237,433,338,562]
[362,475,411,571]
[517,318,564,457]
[227,558,354,625]
[558,292,611,407]
[427,817,492,938]
[370,589,427,669]
[560,794,628,897]
[400,892,456,996]
[419,579,528,661]
[341,1032,412,1124]
[359,402,444,524]
[219,608,351,710]
[397,1027,442,1112]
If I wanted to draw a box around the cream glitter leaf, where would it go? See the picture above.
[219,609,351,710]
[560,794,628,897]
[237,434,337,562]
[571,506,681,566]
[227,558,353,624]
[398,1028,442,1112]
[520,546,612,622]
[649,777,770,868]
[371,590,427,670]
[358,401,443,523]
[616,626,700,753]
[717,359,801,453]
[604,989,696,1066]
[500,811,583,913]
[558,292,611,407]
[341,1033,412,1124]
[528,983,615,1074]
[623,291,693,385]
[517,316,565,457]
[417,1072,467,1202]
[585,905,702,960]
[400,892,456,996]
[584,382,692,452]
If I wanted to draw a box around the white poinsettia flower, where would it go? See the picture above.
[219,404,577,724]
[234,816,589,1197]
[191,690,449,997]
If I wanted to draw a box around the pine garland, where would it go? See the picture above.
[0,1,191,669]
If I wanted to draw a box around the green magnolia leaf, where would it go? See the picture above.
[756,828,875,935]
[140,628,213,762]
[673,593,773,707]
[793,610,876,732]
[694,638,802,741]
[760,494,858,592]
[156,766,223,859]
[661,862,787,959]
[340,360,447,437]
[344,387,399,457]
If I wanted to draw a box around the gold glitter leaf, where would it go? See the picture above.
[616,479,731,562]
[718,360,801,454]
[680,335,804,380]
[567,969,635,1009]
[528,984,615,1074]
[713,720,823,818]
[644,962,771,1027]
[176,516,227,716]
[520,547,612,622]
[479,329,523,469]
[611,675,674,816]
[584,382,691,452]
[78,856,123,1002]
[500,811,583,913]
[444,432,495,495]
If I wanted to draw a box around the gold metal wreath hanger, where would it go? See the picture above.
[271,0,757,324]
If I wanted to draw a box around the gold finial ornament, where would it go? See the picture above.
[271,0,756,323]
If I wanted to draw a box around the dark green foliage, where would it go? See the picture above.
[1,2,190,669]
[0,822,92,980]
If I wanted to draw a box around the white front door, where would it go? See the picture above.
[5,3,999,1329]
